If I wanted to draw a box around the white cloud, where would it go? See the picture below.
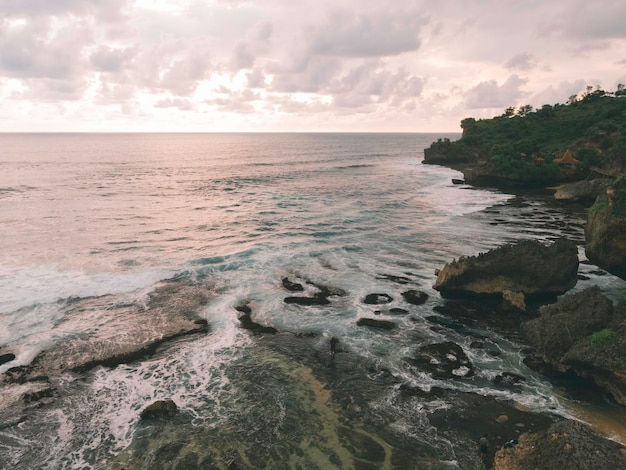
[0,0,625,131]
[465,75,528,109]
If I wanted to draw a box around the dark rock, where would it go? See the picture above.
[376,274,413,285]
[0,353,16,366]
[401,289,429,305]
[22,387,55,403]
[492,372,525,387]
[434,238,579,299]
[356,318,397,330]
[585,196,626,280]
[522,286,613,362]
[140,399,178,420]
[284,294,330,306]
[284,282,346,306]
[236,303,278,335]
[388,308,409,315]
[494,420,626,470]
[363,293,393,305]
[282,277,304,292]
[452,178,465,185]
[522,286,626,405]
[405,341,474,379]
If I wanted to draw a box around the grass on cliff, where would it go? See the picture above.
[589,328,617,345]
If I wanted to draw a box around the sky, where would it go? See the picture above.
[1,0,625,132]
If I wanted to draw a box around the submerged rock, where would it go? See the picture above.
[405,341,474,379]
[356,318,397,330]
[433,238,578,300]
[401,289,429,305]
[363,293,393,305]
[140,399,178,420]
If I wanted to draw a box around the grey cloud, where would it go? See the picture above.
[465,74,528,109]
[2,0,129,22]
[206,89,259,113]
[307,10,426,57]
[504,53,535,71]
[230,21,273,70]
[90,46,136,73]
[269,56,342,93]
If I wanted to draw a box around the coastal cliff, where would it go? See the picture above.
[424,86,626,280]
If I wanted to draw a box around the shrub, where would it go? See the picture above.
[590,328,617,345]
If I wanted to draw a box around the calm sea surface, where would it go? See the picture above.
[0,133,624,468]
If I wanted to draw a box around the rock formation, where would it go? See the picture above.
[433,238,579,300]
[522,286,626,405]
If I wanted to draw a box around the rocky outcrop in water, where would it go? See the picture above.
[433,238,578,301]
[140,399,178,420]
[235,302,278,335]
[4,280,211,382]
[0,352,16,366]
[356,318,397,330]
[405,341,474,379]
[494,420,626,470]
[522,286,626,405]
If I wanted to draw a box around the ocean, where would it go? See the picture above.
[1,133,624,469]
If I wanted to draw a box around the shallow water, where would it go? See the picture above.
[0,133,624,468]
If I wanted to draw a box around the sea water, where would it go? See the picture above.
[1,133,624,468]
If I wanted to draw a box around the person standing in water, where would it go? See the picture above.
[330,336,338,358]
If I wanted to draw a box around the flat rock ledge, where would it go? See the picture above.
[433,238,579,300]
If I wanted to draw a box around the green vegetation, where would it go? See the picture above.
[425,85,626,187]
[589,328,617,345]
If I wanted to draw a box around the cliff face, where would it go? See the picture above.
[585,177,626,280]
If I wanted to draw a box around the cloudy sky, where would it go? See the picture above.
[1,0,625,132]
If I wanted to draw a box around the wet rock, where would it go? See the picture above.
[401,289,429,305]
[0,353,16,366]
[376,273,413,285]
[494,420,626,470]
[522,286,626,405]
[433,238,579,299]
[140,399,178,420]
[22,387,55,403]
[405,341,474,379]
[284,281,346,306]
[363,293,393,305]
[388,308,409,315]
[4,280,212,381]
[236,302,278,335]
[284,294,330,306]
[282,277,304,292]
[502,289,526,312]
[356,318,397,330]
[492,372,525,388]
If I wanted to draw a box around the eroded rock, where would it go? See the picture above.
[434,238,578,299]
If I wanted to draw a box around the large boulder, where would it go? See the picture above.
[433,238,579,300]
[585,196,626,280]
[522,286,626,405]
[494,420,626,470]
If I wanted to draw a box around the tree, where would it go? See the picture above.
[502,106,516,118]
[517,104,533,117]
